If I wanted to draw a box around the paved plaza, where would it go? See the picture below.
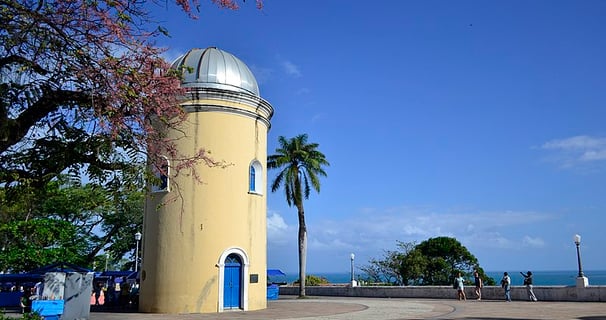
[87,296,606,320]
[4,296,606,319]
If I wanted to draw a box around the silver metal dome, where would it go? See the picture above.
[171,47,260,97]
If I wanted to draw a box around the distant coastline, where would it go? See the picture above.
[281,270,606,286]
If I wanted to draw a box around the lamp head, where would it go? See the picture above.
[135,232,142,241]
[350,253,355,260]
[574,234,581,245]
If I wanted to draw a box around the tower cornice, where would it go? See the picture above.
[179,87,274,128]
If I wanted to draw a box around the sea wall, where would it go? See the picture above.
[279,285,606,302]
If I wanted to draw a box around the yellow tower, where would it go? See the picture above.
[140,47,274,314]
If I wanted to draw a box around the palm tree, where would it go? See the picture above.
[267,134,329,297]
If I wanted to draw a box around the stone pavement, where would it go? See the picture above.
[91,296,606,320]
[4,296,606,319]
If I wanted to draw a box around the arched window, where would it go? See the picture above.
[152,156,170,193]
[248,160,263,195]
[249,166,256,191]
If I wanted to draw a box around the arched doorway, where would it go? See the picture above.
[223,253,242,309]
[217,247,249,312]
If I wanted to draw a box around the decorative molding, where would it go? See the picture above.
[179,87,274,128]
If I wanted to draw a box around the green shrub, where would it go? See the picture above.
[0,311,42,320]
[293,274,330,286]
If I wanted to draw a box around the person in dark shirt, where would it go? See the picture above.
[473,270,483,300]
[520,271,538,301]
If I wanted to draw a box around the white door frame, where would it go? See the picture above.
[217,247,249,312]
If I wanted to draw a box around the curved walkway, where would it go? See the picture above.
[4,296,605,319]
[84,296,606,320]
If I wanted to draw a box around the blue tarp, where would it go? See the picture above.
[267,269,285,276]
[0,292,22,307]
[267,269,287,285]
[0,263,91,308]
[32,300,64,317]
[0,273,43,283]
[267,284,279,300]
[28,262,90,275]
[0,261,88,286]
[93,271,137,283]
[98,271,135,278]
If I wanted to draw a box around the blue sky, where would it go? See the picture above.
[150,1,606,273]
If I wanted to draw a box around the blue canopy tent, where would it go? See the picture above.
[0,274,44,307]
[0,273,43,284]
[95,271,136,282]
[0,262,92,308]
[266,269,286,300]
[267,269,287,285]
[28,262,91,275]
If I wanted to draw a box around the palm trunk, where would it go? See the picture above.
[297,204,307,297]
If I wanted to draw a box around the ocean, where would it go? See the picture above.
[282,270,606,286]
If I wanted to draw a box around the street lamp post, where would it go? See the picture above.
[350,253,357,287]
[105,253,109,271]
[573,234,589,288]
[135,232,142,272]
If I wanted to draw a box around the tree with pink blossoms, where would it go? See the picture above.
[0,0,261,269]
[0,0,260,191]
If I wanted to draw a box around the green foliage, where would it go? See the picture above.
[0,218,86,271]
[0,0,258,275]
[268,134,329,208]
[400,245,428,285]
[0,311,42,320]
[361,237,495,286]
[0,175,143,273]
[21,312,43,320]
[414,236,477,285]
[0,0,243,205]
[293,275,330,286]
[359,241,413,285]
[0,0,173,192]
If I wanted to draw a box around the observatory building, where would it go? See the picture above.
[140,47,274,313]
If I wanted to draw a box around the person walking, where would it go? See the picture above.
[20,287,33,314]
[521,271,538,301]
[106,280,116,306]
[455,272,466,301]
[473,270,483,300]
[119,277,131,309]
[93,282,102,305]
[501,272,511,302]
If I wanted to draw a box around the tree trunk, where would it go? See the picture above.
[297,204,307,297]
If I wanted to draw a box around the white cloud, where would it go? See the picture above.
[249,65,273,85]
[281,60,302,77]
[311,113,325,124]
[542,135,606,150]
[266,205,557,272]
[401,224,430,236]
[481,232,513,248]
[160,48,186,65]
[325,208,549,250]
[580,149,606,161]
[267,211,287,231]
[296,88,310,95]
[540,135,606,167]
[309,237,349,250]
[267,211,291,245]
[522,235,545,248]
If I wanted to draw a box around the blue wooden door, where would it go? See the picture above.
[223,254,242,309]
